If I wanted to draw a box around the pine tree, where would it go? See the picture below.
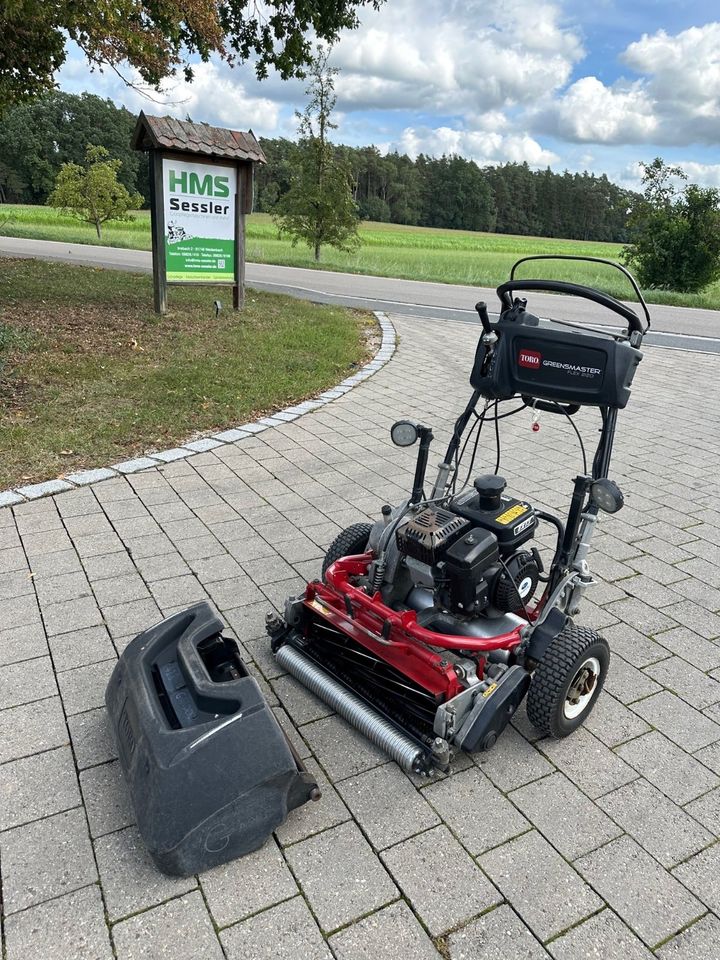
[273,47,359,261]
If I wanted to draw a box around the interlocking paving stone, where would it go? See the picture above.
[630,690,720,751]
[598,777,713,867]
[42,596,104,637]
[301,715,388,781]
[381,824,501,937]
[79,760,134,837]
[4,884,113,960]
[584,691,651,747]
[95,825,196,921]
[49,625,116,672]
[446,903,549,960]
[510,772,622,860]
[111,890,224,960]
[68,707,118,770]
[200,836,297,926]
[270,673,335,725]
[479,830,601,943]
[82,551,137,581]
[656,914,720,960]
[0,622,48,666]
[220,895,332,960]
[0,746,80,830]
[56,659,117,715]
[275,758,350,846]
[602,623,670,668]
[336,762,439,850]
[101,597,162,639]
[0,807,97,913]
[0,696,68,764]
[423,766,528,855]
[575,836,704,947]
[330,900,441,960]
[671,843,720,913]
[285,821,398,933]
[616,730,720,804]
[0,655,58,708]
[643,656,720,709]
[537,727,637,799]
[548,908,653,960]
[604,653,663,704]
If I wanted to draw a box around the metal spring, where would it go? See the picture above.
[275,644,425,773]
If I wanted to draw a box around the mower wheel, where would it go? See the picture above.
[526,624,609,738]
[321,523,373,581]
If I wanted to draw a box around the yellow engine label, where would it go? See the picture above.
[495,503,530,525]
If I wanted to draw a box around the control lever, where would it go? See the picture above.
[475,301,492,335]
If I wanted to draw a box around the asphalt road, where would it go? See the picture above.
[2,235,719,352]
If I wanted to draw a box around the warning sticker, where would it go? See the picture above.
[496,503,530,525]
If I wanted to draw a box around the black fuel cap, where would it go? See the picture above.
[474,474,506,511]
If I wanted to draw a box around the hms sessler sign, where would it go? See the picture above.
[162,158,237,283]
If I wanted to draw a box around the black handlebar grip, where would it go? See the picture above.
[475,301,492,335]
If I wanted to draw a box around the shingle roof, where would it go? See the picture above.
[130,112,266,163]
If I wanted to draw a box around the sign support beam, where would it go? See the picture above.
[149,151,168,315]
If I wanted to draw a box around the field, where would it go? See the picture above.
[0,258,370,489]
[1,204,718,309]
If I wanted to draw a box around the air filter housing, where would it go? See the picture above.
[396,507,470,565]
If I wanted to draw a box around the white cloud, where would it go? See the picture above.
[331,0,583,115]
[392,126,558,167]
[531,21,720,146]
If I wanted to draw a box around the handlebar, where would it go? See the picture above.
[501,255,651,334]
[496,279,645,334]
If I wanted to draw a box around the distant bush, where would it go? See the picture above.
[623,158,720,293]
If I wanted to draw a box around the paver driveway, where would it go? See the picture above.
[1,313,720,960]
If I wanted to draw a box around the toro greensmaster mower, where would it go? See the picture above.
[267,255,649,776]
[106,255,649,876]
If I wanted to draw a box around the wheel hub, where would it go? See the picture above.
[563,656,600,720]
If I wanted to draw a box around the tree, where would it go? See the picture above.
[0,91,147,204]
[273,48,359,261]
[48,145,143,239]
[623,158,720,292]
[0,0,384,113]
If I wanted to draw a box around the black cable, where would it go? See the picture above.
[493,399,501,474]
[547,400,587,474]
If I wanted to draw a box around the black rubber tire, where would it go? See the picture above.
[526,624,610,738]
[321,523,373,580]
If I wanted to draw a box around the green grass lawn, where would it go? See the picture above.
[2,204,717,309]
[0,257,371,489]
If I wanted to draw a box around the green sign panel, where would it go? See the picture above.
[162,158,236,282]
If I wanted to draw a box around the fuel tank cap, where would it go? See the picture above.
[473,474,507,511]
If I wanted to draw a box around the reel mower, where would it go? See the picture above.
[267,255,650,776]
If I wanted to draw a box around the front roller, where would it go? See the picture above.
[105,602,319,877]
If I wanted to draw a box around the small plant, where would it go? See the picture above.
[48,145,143,240]
[623,158,720,293]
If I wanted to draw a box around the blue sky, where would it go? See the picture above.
[57,1,720,189]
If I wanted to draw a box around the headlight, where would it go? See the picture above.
[590,478,624,513]
[390,420,420,447]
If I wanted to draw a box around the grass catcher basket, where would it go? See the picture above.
[105,602,318,876]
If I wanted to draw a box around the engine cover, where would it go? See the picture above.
[396,507,470,565]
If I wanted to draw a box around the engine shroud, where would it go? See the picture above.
[396,507,469,565]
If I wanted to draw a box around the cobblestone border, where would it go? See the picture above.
[0,311,396,508]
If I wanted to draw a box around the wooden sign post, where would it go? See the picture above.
[131,113,265,315]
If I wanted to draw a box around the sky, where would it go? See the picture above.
[56,0,720,189]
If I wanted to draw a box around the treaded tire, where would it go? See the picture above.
[321,523,373,580]
[526,624,610,738]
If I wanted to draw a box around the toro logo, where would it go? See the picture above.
[518,349,542,369]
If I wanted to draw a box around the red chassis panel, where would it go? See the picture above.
[305,554,526,700]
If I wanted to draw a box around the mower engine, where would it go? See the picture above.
[382,474,541,629]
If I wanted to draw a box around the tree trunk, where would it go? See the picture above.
[314,241,321,261]
[95,220,102,240]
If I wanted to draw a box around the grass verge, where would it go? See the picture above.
[2,205,718,310]
[0,257,373,490]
